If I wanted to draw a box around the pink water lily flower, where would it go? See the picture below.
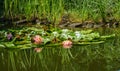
[31,35,43,44]
[62,40,72,49]
[34,48,43,53]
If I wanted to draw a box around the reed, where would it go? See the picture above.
[2,0,120,25]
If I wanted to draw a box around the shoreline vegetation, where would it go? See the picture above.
[0,0,120,29]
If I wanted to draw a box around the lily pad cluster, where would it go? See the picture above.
[0,27,115,50]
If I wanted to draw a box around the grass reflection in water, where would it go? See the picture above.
[0,28,120,71]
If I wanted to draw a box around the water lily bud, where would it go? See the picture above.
[52,31,59,37]
[7,33,13,40]
[31,35,43,44]
[75,31,81,38]
[15,35,21,40]
[62,29,69,33]
[34,48,43,53]
[62,40,72,49]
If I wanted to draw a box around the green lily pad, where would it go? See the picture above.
[16,44,33,49]
[74,41,104,45]
[4,43,15,48]
[15,41,31,45]
[0,44,5,48]
[100,34,115,39]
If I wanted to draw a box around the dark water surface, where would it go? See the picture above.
[0,28,120,71]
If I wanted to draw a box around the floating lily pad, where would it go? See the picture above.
[0,27,115,49]
[73,41,104,45]
[0,44,5,48]
[100,34,115,39]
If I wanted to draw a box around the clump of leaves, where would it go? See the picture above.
[0,27,115,49]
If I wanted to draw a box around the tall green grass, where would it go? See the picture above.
[3,0,120,24]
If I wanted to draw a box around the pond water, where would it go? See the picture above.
[0,27,120,71]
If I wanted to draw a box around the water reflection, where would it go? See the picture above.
[0,28,120,71]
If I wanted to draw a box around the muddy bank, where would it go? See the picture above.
[0,15,119,29]
[0,16,52,29]
[58,14,119,28]
[58,21,119,28]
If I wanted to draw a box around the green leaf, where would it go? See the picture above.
[4,43,15,48]
[0,44,5,48]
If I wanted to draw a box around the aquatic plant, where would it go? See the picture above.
[0,28,119,71]
[51,31,59,38]
[31,35,43,44]
[0,27,115,49]
[62,40,72,49]
[7,32,13,40]
[74,31,82,41]
[34,48,43,53]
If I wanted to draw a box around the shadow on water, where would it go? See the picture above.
[0,28,120,71]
